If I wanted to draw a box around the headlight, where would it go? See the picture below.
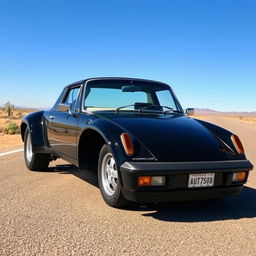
[231,134,244,154]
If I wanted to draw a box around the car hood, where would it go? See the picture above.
[95,112,230,162]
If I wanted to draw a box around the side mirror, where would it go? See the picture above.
[186,108,195,116]
[58,103,72,114]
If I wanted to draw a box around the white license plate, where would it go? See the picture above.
[188,173,215,188]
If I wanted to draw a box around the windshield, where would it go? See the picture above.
[83,80,183,113]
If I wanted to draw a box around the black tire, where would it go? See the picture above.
[98,144,128,207]
[24,128,50,171]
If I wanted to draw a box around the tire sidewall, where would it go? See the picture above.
[98,144,123,206]
[24,128,36,169]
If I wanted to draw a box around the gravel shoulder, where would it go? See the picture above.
[0,134,22,151]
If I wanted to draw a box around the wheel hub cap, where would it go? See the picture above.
[101,153,118,196]
[26,133,33,162]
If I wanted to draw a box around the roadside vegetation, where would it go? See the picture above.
[0,103,34,135]
[192,115,256,123]
[224,115,256,123]
[0,103,36,149]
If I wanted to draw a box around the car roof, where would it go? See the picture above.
[66,77,170,88]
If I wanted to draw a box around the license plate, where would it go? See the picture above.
[188,173,215,188]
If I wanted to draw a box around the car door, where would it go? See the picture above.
[46,85,81,159]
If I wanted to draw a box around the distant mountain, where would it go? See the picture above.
[0,105,50,110]
[194,108,219,114]
[194,108,256,116]
[15,106,51,110]
[1,104,255,116]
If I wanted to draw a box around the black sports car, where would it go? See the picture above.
[21,77,253,207]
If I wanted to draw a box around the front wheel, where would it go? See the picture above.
[24,128,50,171]
[98,144,128,207]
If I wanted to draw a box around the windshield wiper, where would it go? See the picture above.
[139,105,173,114]
[115,104,182,114]
[172,110,184,114]
[115,104,136,112]
[141,105,184,114]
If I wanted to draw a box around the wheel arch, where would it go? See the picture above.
[77,127,108,172]
[77,125,127,174]
[21,111,48,150]
[21,122,28,142]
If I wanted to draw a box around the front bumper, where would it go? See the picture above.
[120,160,253,203]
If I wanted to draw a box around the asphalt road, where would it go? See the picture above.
[0,117,255,256]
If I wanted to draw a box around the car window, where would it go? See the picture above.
[83,80,183,113]
[84,88,148,109]
[64,87,80,111]
[156,90,178,110]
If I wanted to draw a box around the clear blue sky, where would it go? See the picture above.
[0,0,255,111]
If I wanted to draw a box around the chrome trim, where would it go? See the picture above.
[120,160,253,173]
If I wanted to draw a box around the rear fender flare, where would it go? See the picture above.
[21,111,48,151]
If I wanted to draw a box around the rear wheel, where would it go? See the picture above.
[98,144,128,207]
[24,128,50,171]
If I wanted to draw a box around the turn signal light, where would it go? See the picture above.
[138,176,166,186]
[232,172,247,182]
[138,176,152,186]
[231,134,245,154]
[120,133,134,156]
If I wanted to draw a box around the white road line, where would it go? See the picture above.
[0,148,24,157]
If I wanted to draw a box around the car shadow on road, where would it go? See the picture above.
[48,164,256,222]
[48,164,98,187]
[138,186,256,222]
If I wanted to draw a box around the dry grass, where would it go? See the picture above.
[0,108,34,120]
[223,115,256,123]
[192,114,256,123]
[191,115,208,120]
[0,108,35,124]
[0,108,35,150]
[0,134,23,150]
[0,118,21,127]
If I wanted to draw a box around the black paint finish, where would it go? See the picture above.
[21,77,254,203]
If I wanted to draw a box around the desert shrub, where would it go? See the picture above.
[0,109,4,118]
[5,122,20,135]
[3,102,15,118]
[16,111,23,118]
[0,110,8,118]
[0,127,4,133]
[3,127,8,134]
[9,116,19,120]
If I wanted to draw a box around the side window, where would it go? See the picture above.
[64,87,80,111]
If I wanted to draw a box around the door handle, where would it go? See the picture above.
[49,115,55,120]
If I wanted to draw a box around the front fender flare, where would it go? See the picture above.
[78,117,156,167]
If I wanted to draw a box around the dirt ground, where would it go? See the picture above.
[224,115,256,123]
[0,118,21,127]
[0,134,23,151]
[193,115,256,123]
[0,108,35,151]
